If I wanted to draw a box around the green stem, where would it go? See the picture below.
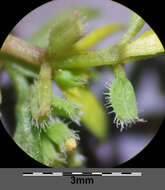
[113,64,126,80]
[1,25,164,70]
[55,29,164,69]
[54,45,121,69]
[37,62,52,118]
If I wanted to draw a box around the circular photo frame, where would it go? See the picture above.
[0,0,164,168]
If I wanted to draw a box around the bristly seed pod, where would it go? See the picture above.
[51,96,82,125]
[105,64,145,131]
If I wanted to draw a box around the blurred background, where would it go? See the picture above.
[0,0,165,167]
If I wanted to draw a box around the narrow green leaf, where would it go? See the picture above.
[73,24,123,51]
[5,62,39,79]
[14,102,43,162]
[6,69,43,162]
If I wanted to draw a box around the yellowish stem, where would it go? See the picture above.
[1,34,45,66]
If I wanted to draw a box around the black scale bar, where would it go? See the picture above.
[23,172,33,175]
[42,172,53,174]
[63,172,72,176]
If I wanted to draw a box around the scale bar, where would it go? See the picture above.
[23,172,63,177]
[102,172,142,177]
[23,172,142,177]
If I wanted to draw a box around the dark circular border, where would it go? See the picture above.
[0,0,165,168]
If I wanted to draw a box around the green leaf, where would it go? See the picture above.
[14,102,43,162]
[6,70,43,162]
[41,133,66,167]
[5,61,39,79]
[73,24,123,51]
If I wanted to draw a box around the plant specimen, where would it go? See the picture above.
[0,7,164,167]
